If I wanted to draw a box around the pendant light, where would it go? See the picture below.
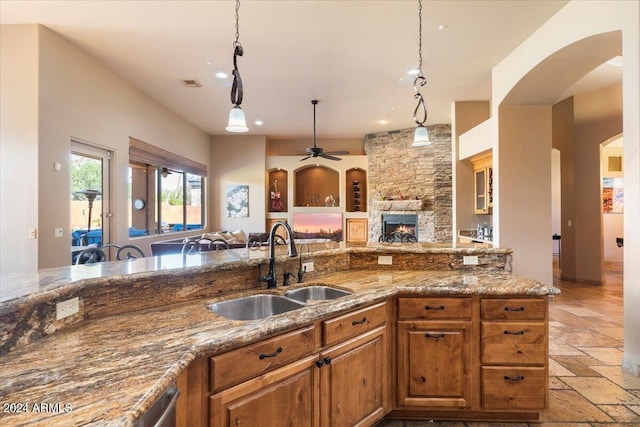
[226,0,249,132]
[412,0,430,146]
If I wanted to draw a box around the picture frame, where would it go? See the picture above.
[226,185,249,217]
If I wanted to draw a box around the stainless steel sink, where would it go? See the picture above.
[284,285,352,303]
[207,294,306,321]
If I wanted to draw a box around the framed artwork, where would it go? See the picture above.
[602,177,623,213]
[293,213,343,241]
[226,185,249,217]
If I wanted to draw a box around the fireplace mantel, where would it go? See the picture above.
[372,200,423,211]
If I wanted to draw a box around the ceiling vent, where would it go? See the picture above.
[182,79,202,88]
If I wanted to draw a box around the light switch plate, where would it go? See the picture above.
[28,228,37,239]
[302,261,314,272]
[54,227,64,238]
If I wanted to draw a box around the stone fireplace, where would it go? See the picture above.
[364,125,452,243]
[381,214,418,241]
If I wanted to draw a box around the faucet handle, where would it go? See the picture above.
[283,272,295,286]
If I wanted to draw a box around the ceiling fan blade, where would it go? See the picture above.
[320,153,342,161]
[300,155,312,161]
[325,150,349,155]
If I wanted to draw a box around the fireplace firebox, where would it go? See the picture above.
[381,214,418,242]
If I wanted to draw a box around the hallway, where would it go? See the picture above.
[378,262,640,426]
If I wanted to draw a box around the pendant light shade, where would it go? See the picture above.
[412,125,430,146]
[226,106,248,132]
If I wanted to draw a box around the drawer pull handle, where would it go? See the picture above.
[425,333,445,339]
[259,346,283,360]
[425,305,445,311]
[504,375,525,382]
[504,306,525,312]
[504,330,525,335]
[352,317,367,326]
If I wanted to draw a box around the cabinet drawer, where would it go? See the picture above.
[323,302,386,347]
[397,297,472,320]
[482,366,547,410]
[210,325,316,392]
[481,298,547,321]
[481,322,547,365]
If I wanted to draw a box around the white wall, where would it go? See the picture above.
[492,0,640,375]
[0,25,39,274]
[210,135,268,233]
[0,25,212,270]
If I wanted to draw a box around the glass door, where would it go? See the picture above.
[70,141,111,262]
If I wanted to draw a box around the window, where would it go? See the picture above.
[128,138,207,236]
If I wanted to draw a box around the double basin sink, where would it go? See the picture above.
[207,285,352,321]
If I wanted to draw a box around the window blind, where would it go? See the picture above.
[129,137,207,177]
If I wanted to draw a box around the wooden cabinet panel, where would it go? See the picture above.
[211,325,316,392]
[210,355,320,427]
[481,366,547,410]
[397,297,472,320]
[346,218,368,243]
[481,322,547,365]
[397,320,472,408]
[323,302,386,347]
[320,327,386,427]
[481,298,547,321]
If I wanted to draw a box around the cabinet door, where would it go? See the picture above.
[319,326,387,427]
[397,320,472,408]
[210,356,320,427]
[474,168,487,213]
[346,218,368,244]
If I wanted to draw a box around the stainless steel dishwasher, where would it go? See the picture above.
[135,384,180,427]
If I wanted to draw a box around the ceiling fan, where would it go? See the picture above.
[300,100,349,161]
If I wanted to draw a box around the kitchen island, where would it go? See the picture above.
[0,244,558,426]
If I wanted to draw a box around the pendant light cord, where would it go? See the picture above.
[230,0,243,107]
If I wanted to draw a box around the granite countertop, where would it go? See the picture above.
[0,266,554,427]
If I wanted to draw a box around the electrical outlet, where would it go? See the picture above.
[56,297,79,320]
[463,255,479,265]
[54,227,64,238]
[28,228,37,239]
[378,255,393,265]
[302,261,314,272]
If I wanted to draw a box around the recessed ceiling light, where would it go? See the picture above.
[437,24,447,30]
[254,120,263,126]
[378,119,389,125]
[399,76,414,84]
[206,61,213,65]
[214,71,229,79]
[407,68,420,76]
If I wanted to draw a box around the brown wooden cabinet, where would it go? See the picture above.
[208,303,388,427]
[472,154,492,214]
[396,297,473,409]
[346,218,368,244]
[480,297,548,411]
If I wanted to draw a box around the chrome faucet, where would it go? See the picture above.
[297,242,310,283]
[259,221,298,289]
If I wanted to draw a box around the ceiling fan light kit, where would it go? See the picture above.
[300,100,349,161]
[411,0,431,147]
[226,0,249,133]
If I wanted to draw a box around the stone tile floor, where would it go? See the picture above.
[376,261,639,426]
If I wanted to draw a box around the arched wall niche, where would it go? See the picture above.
[266,168,288,213]
[294,164,340,207]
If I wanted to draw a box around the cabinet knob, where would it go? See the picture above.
[316,360,324,368]
[324,357,332,365]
